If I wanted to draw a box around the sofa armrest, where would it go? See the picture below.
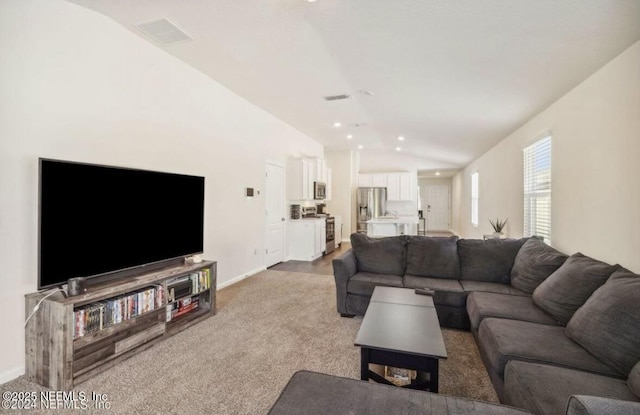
[566,395,640,415]
[332,249,357,314]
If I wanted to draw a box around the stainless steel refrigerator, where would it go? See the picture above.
[357,187,387,233]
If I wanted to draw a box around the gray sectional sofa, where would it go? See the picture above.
[332,233,640,415]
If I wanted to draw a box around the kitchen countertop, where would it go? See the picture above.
[366,217,418,224]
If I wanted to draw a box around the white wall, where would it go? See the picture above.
[0,0,322,382]
[325,150,357,240]
[453,40,640,272]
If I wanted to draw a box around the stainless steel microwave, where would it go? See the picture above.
[314,181,326,200]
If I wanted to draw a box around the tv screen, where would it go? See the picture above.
[38,159,205,290]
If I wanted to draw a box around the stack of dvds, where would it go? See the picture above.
[73,284,163,339]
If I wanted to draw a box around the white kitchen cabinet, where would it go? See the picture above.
[367,218,418,236]
[288,158,315,200]
[315,158,327,183]
[315,219,326,258]
[358,173,387,188]
[372,174,387,188]
[358,173,373,187]
[358,172,416,201]
[399,173,413,200]
[386,173,400,200]
[288,219,325,261]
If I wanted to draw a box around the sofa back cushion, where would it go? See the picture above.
[457,238,527,284]
[566,269,640,377]
[350,233,407,276]
[510,237,568,294]
[405,236,460,279]
[532,253,619,325]
[630,361,640,398]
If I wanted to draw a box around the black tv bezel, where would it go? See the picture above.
[37,158,205,291]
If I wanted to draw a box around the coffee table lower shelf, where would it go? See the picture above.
[361,347,439,392]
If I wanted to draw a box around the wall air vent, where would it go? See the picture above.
[134,18,193,45]
[324,94,351,101]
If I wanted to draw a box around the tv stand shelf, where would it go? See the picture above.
[25,260,216,390]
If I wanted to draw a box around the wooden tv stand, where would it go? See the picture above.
[25,260,216,390]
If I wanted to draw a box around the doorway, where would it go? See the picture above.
[265,162,285,267]
[426,184,450,231]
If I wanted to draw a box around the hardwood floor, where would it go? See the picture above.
[268,242,351,275]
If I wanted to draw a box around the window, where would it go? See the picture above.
[471,172,479,227]
[523,134,552,243]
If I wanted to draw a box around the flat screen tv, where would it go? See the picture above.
[38,158,205,290]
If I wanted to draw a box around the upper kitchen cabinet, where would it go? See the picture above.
[358,173,373,187]
[387,173,414,201]
[358,172,416,202]
[314,157,327,183]
[358,173,387,188]
[288,157,314,200]
[288,157,332,201]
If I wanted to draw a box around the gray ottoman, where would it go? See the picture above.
[269,370,532,415]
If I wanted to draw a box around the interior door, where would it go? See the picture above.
[265,163,285,267]
[426,184,450,231]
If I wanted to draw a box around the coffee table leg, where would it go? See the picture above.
[429,358,439,393]
[360,348,370,381]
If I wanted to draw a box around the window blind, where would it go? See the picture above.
[471,172,479,226]
[523,135,552,243]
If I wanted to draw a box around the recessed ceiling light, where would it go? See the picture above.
[346,134,353,139]
[306,0,317,3]
[435,172,441,176]
[395,147,401,151]
[333,122,342,128]
[357,145,363,149]
[397,136,405,141]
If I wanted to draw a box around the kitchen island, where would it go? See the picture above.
[366,217,418,237]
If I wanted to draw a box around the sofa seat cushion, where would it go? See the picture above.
[478,318,621,379]
[532,252,619,325]
[460,281,528,297]
[458,238,528,283]
[504,361,639,415]
[405,235,460,279]
[467,292,560,333]
[347,272,403,296]
[510,237,568,294]
[403,275,466,307]
[566,268,640,376]
[350,233,407,276]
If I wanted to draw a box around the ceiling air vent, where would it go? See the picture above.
[134,18,193,45]
[324,94,351,101]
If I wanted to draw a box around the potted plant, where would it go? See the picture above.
[489,218,508,237]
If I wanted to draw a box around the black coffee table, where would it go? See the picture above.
[354,287,448,392]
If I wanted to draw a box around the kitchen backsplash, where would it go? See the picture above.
[386,200,418,217]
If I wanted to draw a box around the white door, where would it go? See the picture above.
[426,185,450,231]
[265,163,285,267]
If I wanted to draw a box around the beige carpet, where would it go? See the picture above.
[2,270,497,414]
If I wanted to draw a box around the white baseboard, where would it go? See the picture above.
[0,365,24,385]
[217,266,266,290]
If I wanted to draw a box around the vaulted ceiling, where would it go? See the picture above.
[68,0,640,173]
